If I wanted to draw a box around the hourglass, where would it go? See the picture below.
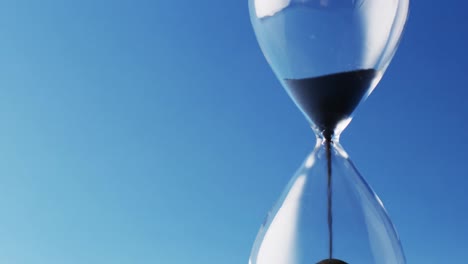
[248,0,409,263]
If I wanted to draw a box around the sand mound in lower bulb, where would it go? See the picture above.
[317,259,348,264]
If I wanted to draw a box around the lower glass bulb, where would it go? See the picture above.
[249,138,405,264]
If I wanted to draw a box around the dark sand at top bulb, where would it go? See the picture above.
[285,69,377,263]
[284,69,378,139]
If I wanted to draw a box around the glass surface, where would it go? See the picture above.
[249,0,409,137]
[249,139,406,264]
[248,0,409,263]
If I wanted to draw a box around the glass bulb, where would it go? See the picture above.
[248,0,409,137]
[249,139,406,263]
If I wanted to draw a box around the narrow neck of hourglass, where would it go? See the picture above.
[314,129,341,143]
[310,116,351,143]
[313,131,349,160]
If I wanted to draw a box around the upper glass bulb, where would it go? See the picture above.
[249,0,409,138]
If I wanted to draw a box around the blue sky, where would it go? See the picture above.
[0,0,467,263]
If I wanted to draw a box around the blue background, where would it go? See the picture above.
[0,0,466,263]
